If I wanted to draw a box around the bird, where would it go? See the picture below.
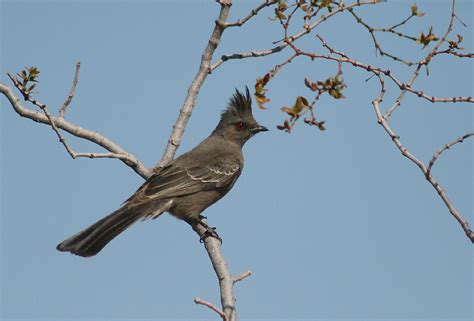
[56,87,268,257]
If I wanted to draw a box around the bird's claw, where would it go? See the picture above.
[199,226,223,244]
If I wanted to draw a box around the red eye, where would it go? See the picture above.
[235,121,245,129]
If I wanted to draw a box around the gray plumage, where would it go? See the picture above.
[56,88,268,257]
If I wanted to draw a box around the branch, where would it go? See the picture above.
[347,7,417,66]
[157,0,232,167]
[223,0,278,28]
[317,29,474,241]
[0,80,150,179]
[427,132,474,175]
[434,49,474,58]
[194,298,228,321]
[59,61,81,118]
[210,0,379,72]
[383,0,464,118]
[210,45,286,72]
[371,75,474,243]
[192,222,236,321]
[257,2,473,241]
[313,35,472,117]
[7,71,141,168]
[233,270,252,284]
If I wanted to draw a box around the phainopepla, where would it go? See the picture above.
[57,87,268,257]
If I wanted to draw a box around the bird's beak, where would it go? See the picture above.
[252,125,269,133]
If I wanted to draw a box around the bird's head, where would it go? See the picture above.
[213,87,268,145]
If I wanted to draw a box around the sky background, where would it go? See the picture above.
[1,0,473,321]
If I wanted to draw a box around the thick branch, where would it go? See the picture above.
[192,223,236,321]
[157,0,232,167]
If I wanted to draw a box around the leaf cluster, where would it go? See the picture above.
[304,74,346,99]
[448,34,464,50]
[16,66,40,96]
[417,26,439,49]
[254,73,271,109]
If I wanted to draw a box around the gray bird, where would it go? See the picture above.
[56,88,268,257]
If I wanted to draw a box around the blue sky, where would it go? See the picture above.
[1,0,472,320]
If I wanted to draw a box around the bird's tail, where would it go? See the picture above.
[56,206,145,258]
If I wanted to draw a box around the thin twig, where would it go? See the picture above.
[233,270,252,284]
[210,46,286,72]
[194,298,228,321]
[420,0,458,66]
[384,0,462,119]
[427,132,474,175]
[347,8,417,66]
[59,61,81,118]
[434,49,474,58]
[223,0,278,28]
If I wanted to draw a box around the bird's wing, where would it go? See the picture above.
[125,162,241,208]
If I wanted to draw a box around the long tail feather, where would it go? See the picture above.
[57,206,145,257]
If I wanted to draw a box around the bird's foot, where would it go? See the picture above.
[199,226,223,244]
[192,216,223,244]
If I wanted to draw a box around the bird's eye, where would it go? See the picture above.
[235,121,245,130]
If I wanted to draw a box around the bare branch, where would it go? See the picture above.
[7,72,135,166]
[210,0,379,73]
[0,80,150,179]
[427,132,474,175]
[59,61,81,118]
[421,0,458,66]
[192,222,236,321]
[157,0,232,167]
[434,49,474,58]
[277,24,473,242]
[384,0,465,119]
[274,0,378,45]
[371,77,474,243]
[313,35,472,118]
[223,0,278,28]
[194,297,228,321]
[347,8,417,66]
[210,45,286,73]
[233,270,252,284]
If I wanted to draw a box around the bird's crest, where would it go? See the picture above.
[222,87,252,118]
